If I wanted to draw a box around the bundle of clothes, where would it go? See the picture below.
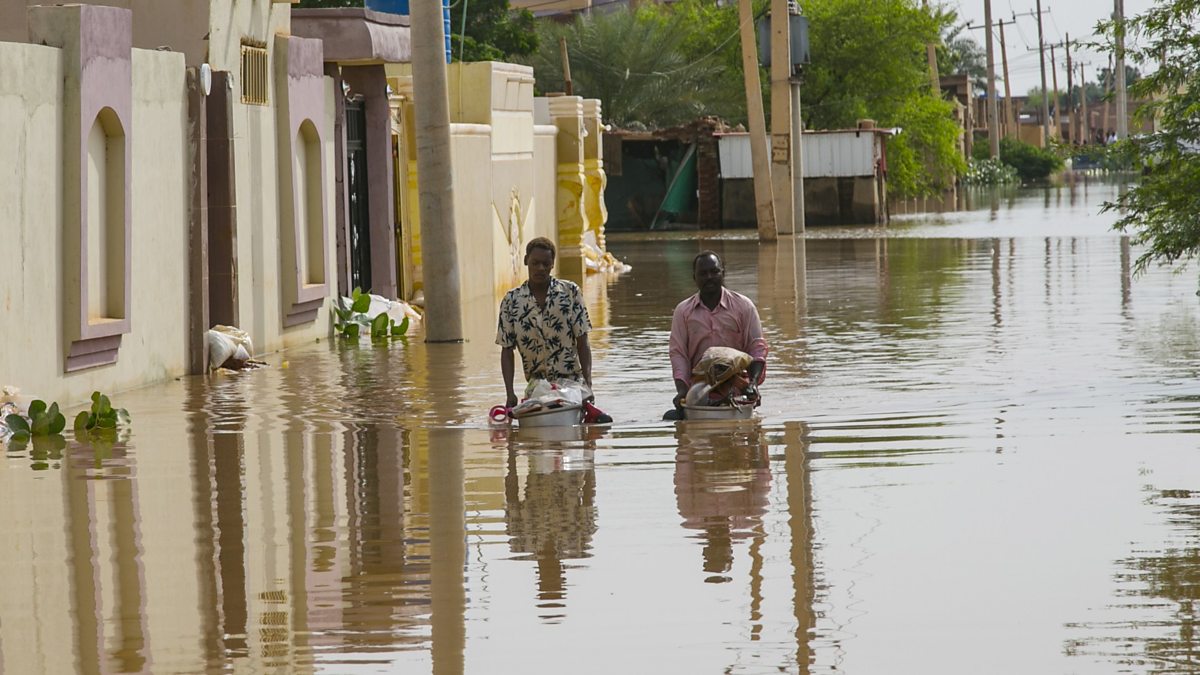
[685,347,756,408]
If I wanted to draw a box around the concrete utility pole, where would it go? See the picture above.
[1016,4,1052,145]
[984,0,1000,157]
[789,2,805,234]
[770,0,794,234]
[1079,62,1090,143]
[998,19,1015,138]
[1114,0,1129,139]
[1050,43,1060,139]
[411,0,463,341]
[738,0,777,241]
[1065,35,1075,143]
[1035,0,1051,145]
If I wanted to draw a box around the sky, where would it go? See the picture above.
[949,0,1159,95]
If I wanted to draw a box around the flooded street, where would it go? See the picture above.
[5,178,1200,673]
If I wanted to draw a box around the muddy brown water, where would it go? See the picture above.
[3,179,1199,674]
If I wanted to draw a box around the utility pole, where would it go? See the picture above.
[559,37,573,96]
[999,19,1015,138]
[411,0,462,341]
[923,0,939,93]
[1114,0,1128,139]
[1015,4,1052,145]
[770,0,794,234]
[1064,35,1075,144]
[1079,62,1090,143]
[738,0,776,241]
[789,2,806,234]
[1035,0,1050,145]
[1050,43,1060,140]
[984,0,1000,157]
[1103,53,1113,141]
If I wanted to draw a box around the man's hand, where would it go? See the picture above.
[741,382,759,403]
[506,392,518,409]
[672,393,686,410]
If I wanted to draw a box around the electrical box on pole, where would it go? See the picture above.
[757,14,810,68]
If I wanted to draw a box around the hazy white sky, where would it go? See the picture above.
[949,0,1159,94]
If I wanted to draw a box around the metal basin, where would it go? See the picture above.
[514,403,583,427]
[681,403,756,421]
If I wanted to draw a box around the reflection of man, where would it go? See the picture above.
[665,251,768,420]
[497,238,593,410]
[674,426,771,582]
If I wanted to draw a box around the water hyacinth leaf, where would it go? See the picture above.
[7,434,28,449]
[74,411,91,433]
[6,414,29,434]
[371,312,390,337]
[97,415,117,429]
[47,404,65,435]
[98,395,112,417]
[352,293,371,314]
[28,400,46,420]
[344,324,360,339]
[394,316,410,336]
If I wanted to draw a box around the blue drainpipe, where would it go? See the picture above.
[364,0,452,63]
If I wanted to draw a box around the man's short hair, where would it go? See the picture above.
[693,250,722,272]
[526,237,556,259]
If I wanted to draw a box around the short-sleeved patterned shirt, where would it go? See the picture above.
[496,277,591,383]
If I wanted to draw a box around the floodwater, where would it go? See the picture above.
[4,178,1200,674]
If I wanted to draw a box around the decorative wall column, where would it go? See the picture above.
[28,5,133,372]
[547,96,587,280]
[390,74,424,300]
[581,99,608,254]
[274,34,329,328]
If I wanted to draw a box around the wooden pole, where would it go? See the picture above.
[1079,63,1090,143]
[1050,43,1060,140]
[1065,35,1075,144]
[984,0,1000,157]
[999,19,1015,139]
[738,0,777,241]
[559,36,573,96]
[1036,0,1051,145]
[1114,0,1128,139]
[770,0,794,234]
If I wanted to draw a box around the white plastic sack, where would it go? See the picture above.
[206,325,254,370]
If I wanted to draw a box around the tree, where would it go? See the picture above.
[1099,0,1200,272]
[449,0,537,62]
[938,21,988,91]
[521,2,748,128]
[799,0,965,197]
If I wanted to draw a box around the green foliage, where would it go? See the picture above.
[333,287,409,341]
[73,391,130,438]
[937,19,987,90]
[799,0,963,197]
[997,136,1063,182]
[5,400,66,441]
[963,157,1018,185]
[450,0,537,62]
[521,1,750,128]
[1097,0,1200,273]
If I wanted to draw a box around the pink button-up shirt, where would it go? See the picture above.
[669,287,768,385]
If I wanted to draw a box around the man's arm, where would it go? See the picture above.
[575,333,592,392]
[501,347,518,409]
[669,303,691,409]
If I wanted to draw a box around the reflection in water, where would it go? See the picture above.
[1067,487,1200,672]
[502,426,601,619]
[8,181,1200,672]
[674,422,771,584]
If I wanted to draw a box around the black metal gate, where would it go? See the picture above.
[346,100,372,293]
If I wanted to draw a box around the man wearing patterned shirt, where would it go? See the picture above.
[497,237,594,410]
[664,250,768,420]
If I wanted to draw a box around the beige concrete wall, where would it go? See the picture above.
[207,0,290,73]
[0,42,190,406]
[228,78,337,355]
[0,1,208,66]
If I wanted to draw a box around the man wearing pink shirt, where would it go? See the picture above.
[664,251,768,420]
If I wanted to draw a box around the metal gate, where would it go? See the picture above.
[346,100,372,293]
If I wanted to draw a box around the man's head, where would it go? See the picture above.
[693,250,725,294]
[525,237,556,285]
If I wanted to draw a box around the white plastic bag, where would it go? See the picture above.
[206,325,254,370]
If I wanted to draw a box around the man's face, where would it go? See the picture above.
[693,255,724,293]
[526,247,555,284]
